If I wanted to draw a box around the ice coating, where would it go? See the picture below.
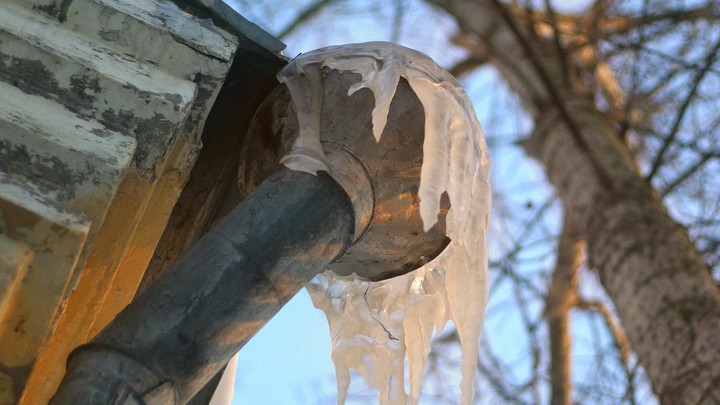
[279,42,491,404]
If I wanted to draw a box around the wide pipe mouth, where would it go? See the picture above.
[239,70,451,282]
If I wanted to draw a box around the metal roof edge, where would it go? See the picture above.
[169,0,287,55]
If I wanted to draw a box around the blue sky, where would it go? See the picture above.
[234,290,340,404]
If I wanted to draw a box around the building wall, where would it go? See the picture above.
[0,1,238,402]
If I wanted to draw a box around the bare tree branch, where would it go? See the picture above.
[646,35,720,180]
[541,0,569,83]
[277,0,339,39]
[448,56,487,78]
[391,0,405,43]
[576,299,631,366]
[488,0,616,191]
[598,4,719,37]
[545,214,584,405]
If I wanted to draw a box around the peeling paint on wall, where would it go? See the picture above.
[0,0,239,402]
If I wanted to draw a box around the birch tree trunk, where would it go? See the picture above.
[429,0,720,402]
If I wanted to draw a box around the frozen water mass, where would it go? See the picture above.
[278,42,491,405]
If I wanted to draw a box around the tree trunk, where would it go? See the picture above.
[429,0,720,402]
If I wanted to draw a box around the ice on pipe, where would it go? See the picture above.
[278,42,491,404]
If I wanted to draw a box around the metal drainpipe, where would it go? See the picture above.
[51,69,451,405]
[50,168,355,404]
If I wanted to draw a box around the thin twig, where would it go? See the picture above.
[576,299,631,365]
[661,153,716,196]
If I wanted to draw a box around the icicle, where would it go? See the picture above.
[280,42,491,405]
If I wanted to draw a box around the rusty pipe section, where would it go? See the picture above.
[51,168,354,404]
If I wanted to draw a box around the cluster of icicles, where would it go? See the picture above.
[278,42,491,405]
